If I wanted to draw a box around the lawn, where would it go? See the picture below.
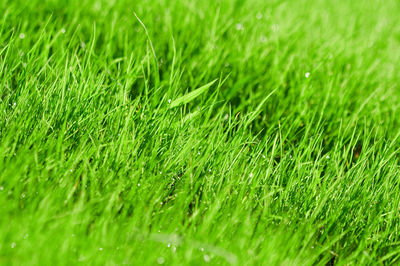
[1,0,400,264]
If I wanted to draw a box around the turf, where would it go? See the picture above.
[1,0,400,264]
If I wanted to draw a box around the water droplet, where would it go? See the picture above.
[19,33,25,39]
[11,242,16,248]
[61,28,66,34]
[203,254,210,262]
[305,72,310,78]
[271,24,279,32]
[235,23,244,31]
[157,257,165,264]
[260,35,268,43]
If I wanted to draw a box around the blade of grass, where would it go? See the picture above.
[169,79,218,108]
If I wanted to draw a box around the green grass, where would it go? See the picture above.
[1,0,400,264]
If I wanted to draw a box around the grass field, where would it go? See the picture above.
[1,0,400,264]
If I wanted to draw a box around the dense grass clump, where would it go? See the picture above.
[1,0,400,264]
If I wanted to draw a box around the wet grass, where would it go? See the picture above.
[1,0,400,264]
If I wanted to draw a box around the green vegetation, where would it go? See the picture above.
[1,0,400,264]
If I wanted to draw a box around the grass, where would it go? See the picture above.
[1,0,400,264]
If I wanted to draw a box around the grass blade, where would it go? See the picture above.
[170,79,217,108]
